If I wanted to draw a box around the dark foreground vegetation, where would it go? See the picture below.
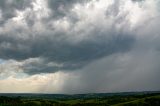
[0,91,160,106]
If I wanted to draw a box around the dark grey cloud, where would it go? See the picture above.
[47,0,89,19]
[0,0,136,75]
[22,34,134,75]
[0,30,134,75]
[0,0,32,25]
[0,0,160,93]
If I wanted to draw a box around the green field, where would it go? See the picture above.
[0,92,160,106]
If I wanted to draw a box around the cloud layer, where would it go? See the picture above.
[0,0,160,93]
[0,0,135,74]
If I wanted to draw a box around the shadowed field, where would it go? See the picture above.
[0,91,160,106]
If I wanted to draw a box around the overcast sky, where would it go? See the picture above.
[0,0,160,94]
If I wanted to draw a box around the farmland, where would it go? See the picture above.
[0,91,160,106]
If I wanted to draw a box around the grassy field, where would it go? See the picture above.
[0,92,160,106]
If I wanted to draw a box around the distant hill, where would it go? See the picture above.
[0,91,160,99]
[0,91,160,106]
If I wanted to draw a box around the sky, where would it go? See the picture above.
[0,0,160,94]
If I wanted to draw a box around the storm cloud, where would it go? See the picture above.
[0,0,160,93]
[0,0,135,75]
